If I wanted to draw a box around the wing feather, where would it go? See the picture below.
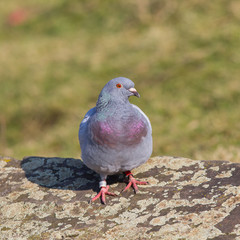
[132,104,152,134]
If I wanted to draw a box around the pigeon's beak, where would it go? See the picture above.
[128,88,140,98]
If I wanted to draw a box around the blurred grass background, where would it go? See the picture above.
[1,0,240,162]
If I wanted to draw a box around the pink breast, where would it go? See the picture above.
[91,119,147,148]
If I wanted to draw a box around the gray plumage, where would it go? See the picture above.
[78,77,152,183]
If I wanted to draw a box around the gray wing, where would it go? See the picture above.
[132,104,152,134]
[78,107,96,144]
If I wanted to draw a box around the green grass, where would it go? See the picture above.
[1,0,240,162]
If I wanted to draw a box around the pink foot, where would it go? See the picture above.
[122,171,149,193]
[90,185,116,204]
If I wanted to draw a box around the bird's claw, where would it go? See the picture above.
[122,174,149,193]
[90,185,116,204]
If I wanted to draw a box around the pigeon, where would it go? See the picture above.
[78,77,152,204]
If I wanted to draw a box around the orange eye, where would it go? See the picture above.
[116,83,122,88]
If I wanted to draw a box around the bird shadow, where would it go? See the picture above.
[21,156,124,193]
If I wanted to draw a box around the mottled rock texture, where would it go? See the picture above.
[0,156,240,240]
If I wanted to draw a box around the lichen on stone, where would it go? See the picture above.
[0,156,240,239]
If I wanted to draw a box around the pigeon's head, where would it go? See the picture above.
[96,77,140,108]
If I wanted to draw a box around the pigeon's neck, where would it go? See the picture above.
[96,91,129,112]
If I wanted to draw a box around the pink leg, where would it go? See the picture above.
[90,185,116,204]
[122,171,149,193]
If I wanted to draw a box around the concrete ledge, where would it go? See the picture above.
[0,156,240,239]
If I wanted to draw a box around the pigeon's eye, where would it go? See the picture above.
[116,83,122,88]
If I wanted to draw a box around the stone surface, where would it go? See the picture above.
[0,156,240,240]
